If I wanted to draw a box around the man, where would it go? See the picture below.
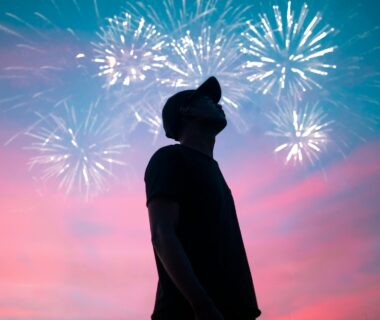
[144,76,261,319]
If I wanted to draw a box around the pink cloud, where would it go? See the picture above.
[225,139,380,319]
[0,137,379,319]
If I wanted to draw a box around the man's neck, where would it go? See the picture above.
[179,135,215,158]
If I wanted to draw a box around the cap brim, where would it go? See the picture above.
[192,76,221,104]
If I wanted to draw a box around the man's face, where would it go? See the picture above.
[183,94,227,134]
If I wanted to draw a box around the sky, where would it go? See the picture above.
[0,0,379,319]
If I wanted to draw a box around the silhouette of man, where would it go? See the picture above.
[144,77,261,320]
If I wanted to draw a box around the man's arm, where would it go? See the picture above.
[147,197,216,313]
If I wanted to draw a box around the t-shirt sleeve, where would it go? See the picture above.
[144,147,182,207]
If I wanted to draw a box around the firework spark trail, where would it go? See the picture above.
[133,99,163,143]
[106,82,173,144]
[125,0,253,40]
[24,100,130,199]
[161,26,253,133]
[239,0,337,101]
[116,0,254,135]
[321,25,380,128]
[266,99,334,165]
[91,12,169,89]
[89,17,170,141]
[0,0,98,114]
[125,0,217,36]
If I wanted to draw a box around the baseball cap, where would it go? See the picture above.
[162,76,222,140]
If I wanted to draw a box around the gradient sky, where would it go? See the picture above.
[1,1,379,319]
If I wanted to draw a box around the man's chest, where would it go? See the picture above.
[179,159,233,220]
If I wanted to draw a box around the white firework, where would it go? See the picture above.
[266,99,334,165]
[125,0,218,36]
[109,86,167,144]
[133,100,163,143]
[239,0,337,100]
[25,101,129,198]
[92,12,169,88]
[125,0,250,36]
[161,26,253,133]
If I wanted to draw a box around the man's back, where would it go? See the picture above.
[144,144,261,319]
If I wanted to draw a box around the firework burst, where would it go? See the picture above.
[25,101,129,199]
[92,12,169,89]
[239,0,337,100]
[266,99,334,165]
[161,26,253,133]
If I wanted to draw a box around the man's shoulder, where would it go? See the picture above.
[149,144,180,161]
[154,144,179,154]
[144,144,182,176]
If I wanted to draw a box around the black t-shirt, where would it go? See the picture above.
[144,144,261,320]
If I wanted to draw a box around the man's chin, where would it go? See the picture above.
[199,116,227,135]
[212,117,227,134]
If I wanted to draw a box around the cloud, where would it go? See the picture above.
[225,139,380,319]
[1,134,380,319]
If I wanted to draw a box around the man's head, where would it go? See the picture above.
[162,76,227,141]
